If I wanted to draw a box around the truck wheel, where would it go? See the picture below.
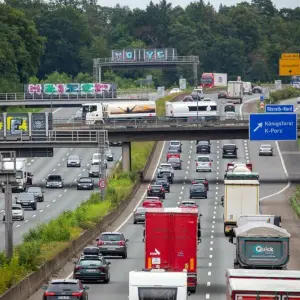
[189,287,196,294]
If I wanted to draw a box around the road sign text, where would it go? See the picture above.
[265,104,294,113]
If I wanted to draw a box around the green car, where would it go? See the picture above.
[73,255,111,283]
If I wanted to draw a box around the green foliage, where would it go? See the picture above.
[290,186,300,218]
[0,140,154,295]
[156,92,188,116]
[269,87,300,103]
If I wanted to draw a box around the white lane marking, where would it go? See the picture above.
[16,224,20,228]
[25,220,28,223]
[211,230,214,233]
[31,159,34,162]
[213,220,215,224]
[53,199,56,202]
[58,163,61,166]
[184,176,187,179]
[188,161,190,164]
[210,241,213,244]
[212,225,214,228]
[208,271,211,276]
[209,254,213,258]
[53,108,62,114]
[46,205,50,208]
[67,153,69,155]
[52,169,56,171]
[58,194,62,198]
[211,235,214,238]
[32,215,36,218]
[206,294,210,299]
[40,210,43,212]
[188,156,191,159]
[215,186,218,190]
[208,262,212,266]
[83,169,86,172]
[62,158,65,161]
[64,189,67,192]
[210,248,213,251]
[78,174,82,177]
[207,282,211,287]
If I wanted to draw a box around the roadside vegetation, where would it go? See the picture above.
[0,141,154,294]
[269,87,300,104]
[290,186,300,218]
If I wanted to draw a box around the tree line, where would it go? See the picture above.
[1,0,300,92]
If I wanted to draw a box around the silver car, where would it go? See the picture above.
[169,141,182,152]
[106,150,113,161]
[167,157,182,170]
[3,204,24,221]
[196,155,213,172]
[259,144,273,156]
[67,155,81,167]
[133,207,146,224]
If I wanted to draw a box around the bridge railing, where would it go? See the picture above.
[94,56,200,64]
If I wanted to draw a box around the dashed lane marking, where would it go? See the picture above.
[40,210,43,212]
[32,215,36,218]
[207,282,211,287]
[209,262,212,266]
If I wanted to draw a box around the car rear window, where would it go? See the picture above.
[101,234,122,241]
[197,157,209,162]
[224,145,236,149]
[12,206,21,210]
[48,282,79,292]
[69,155,78,160]
[79,259,102,266]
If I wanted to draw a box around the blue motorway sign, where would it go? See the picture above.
[265,104,294,113]
[249,113,297,141]
[260,95,264,102]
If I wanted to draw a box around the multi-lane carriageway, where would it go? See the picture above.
[25,93,300,300]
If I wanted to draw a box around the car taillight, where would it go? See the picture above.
[204,181,208,185]
[196,162,198,166]
[209,162,212,166]
[44,292,56,296]
[98,267,106,271]
[161,187,164,192]
[75,266,82,270]
[97,241,104,245]
[118,241,125,246]
[72,292,83,296]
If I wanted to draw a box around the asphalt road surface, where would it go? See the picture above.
[27,93,294,300]
[0,106,122,250]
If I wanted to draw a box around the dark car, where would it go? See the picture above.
[157,170,173,184]
[183,95,194,102]
[189,183,207,199]
[73,255,111,283]
[81,246,102,257]
[155,176,170,192]
[167,157,182,170]
[133,207,146,224]
[191,177,209,191]
[25,172,33,185]
[218,91,227,99]
[147,184,166,199]
[96,232,129,258]
[27,186,44,202]
[252,86,262,93]
[46,174,64,188]
[224,104,235,113]
[196,141,211,154]
[77,177,94,190]
[42,279,89,300]
[222,144,238,158]
[15,192,37,210]
[88,165,101,178]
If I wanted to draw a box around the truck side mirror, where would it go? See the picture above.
[221,196,224,207]
[229,236,234,244]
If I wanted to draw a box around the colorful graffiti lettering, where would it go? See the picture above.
[27,84,42,94]
[145,50,155,60]
[5,117,28,134]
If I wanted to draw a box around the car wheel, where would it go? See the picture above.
[22,217,25,221]
[189,196,192,199]
[91,186,94,190]
[134,220,137,224]
[205,196,207,199]
[103,273,110,284]
[77,187,79,190]
[1,189,4,193]
[122,252,127,259]
[163,195,165,199]
[33,205,37,211]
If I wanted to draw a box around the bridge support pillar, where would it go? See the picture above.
[122,142,131,172]
[193,62,198,86]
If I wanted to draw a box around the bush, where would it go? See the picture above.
[290,185,300,218]
[269,87,300,104]
[0,141,154,295]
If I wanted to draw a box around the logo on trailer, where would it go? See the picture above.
[150,248,160,255]
[206,106,211,112]
[177,250,184,257]
[255,245,274,253]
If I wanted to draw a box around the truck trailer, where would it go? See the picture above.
[242,82,252,95]
[221,179,260,236]
[230,223,290,269]
[237,215,282,228]
[129,270,188,300]
[227,81,243,104]
[145,207,198,293]
[226,278,300,300]
[200,73,227,88]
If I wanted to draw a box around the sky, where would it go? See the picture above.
[98,0,298,10]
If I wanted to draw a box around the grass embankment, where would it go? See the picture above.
[0,141,154,294]
[290,186,300,218]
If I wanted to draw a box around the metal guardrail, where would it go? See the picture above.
[94,56,200,64]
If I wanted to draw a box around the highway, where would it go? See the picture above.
[26,92,292,300]
[0,106,122,250]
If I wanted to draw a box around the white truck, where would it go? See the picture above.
[129,270,188,300]
[242,82,252,95]
[237,215,282,227]
[227,81,243,104]
[221,178,260,237]
[213,73,227,87]
[1,158,29,192]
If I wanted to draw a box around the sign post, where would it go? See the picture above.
[98,179,107,190]
[249,113,297,141]
[279,53,300,76]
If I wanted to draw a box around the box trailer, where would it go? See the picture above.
[227,81,243,104]
[237,215,282,228]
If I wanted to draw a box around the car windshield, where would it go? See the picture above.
[16,170,23,179]
[170,141,180,145]
[27,187,41,193]
[168,158,179,162]
[19,193,34,200]
[198,141,208,145]
[160,164,171,168]
[101,234,122,241]
[79,178,92,183]
[151,185,162,189]
[197,157,210,162]
[68,155,79,160]
[48,175,61,181]
[47,282,79,292]
[106,151,112,155]
[224,145,236,149]
[191,184,204,190]
[12,206,21,210]
[79,259,103,266]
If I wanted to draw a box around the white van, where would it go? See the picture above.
[91,153,107,168]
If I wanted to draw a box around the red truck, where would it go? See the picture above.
[227,277,300,300]
[145,207,198,294]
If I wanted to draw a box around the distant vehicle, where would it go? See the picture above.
[155,176,170,192]
[73,254,111,283]
[42,279,89,300]
[227,81,243,104]
[195,155,213,172]
[77,177,94,190]
[225,111,236,120]
[133,207,147,224]
[196,141,211,154]
[183,95,194,102]
[67,155,81,167]
[3,204,24,221]
[147,184,165,199]
[169,87,181,94]
[222,144,238,158]
[252,85,262,93]
[15,192,37,210]
[142,198,163,208]
[167,157,182,170]
[46,174,64,188]
[105,149,113,161]
[169,141,182,152]
[189,183,207,199]
[178,200,198,208]
[158,163,174,177]
[166,149,180,161]
[92,153,108,168]
[96,232,129,259]
[88,165,101,178]
[81,246,102,257]
[27,186,44,202]
[224,103,235,112]
[218,91,228,99]
[191,88,204,100]
[259,144,273,156]
[192,177,209,190]
[157,170,173,183]
[109,141,122,146]
[243,82,252,95]
[297,97,300,104]
[201,73,227,88]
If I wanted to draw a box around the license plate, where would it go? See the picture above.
[23,203,28,205]
[58,297,70,300]
[108,247,116,250]
[86,269,97,272]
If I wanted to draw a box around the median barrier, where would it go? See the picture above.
[0,142,159,300]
